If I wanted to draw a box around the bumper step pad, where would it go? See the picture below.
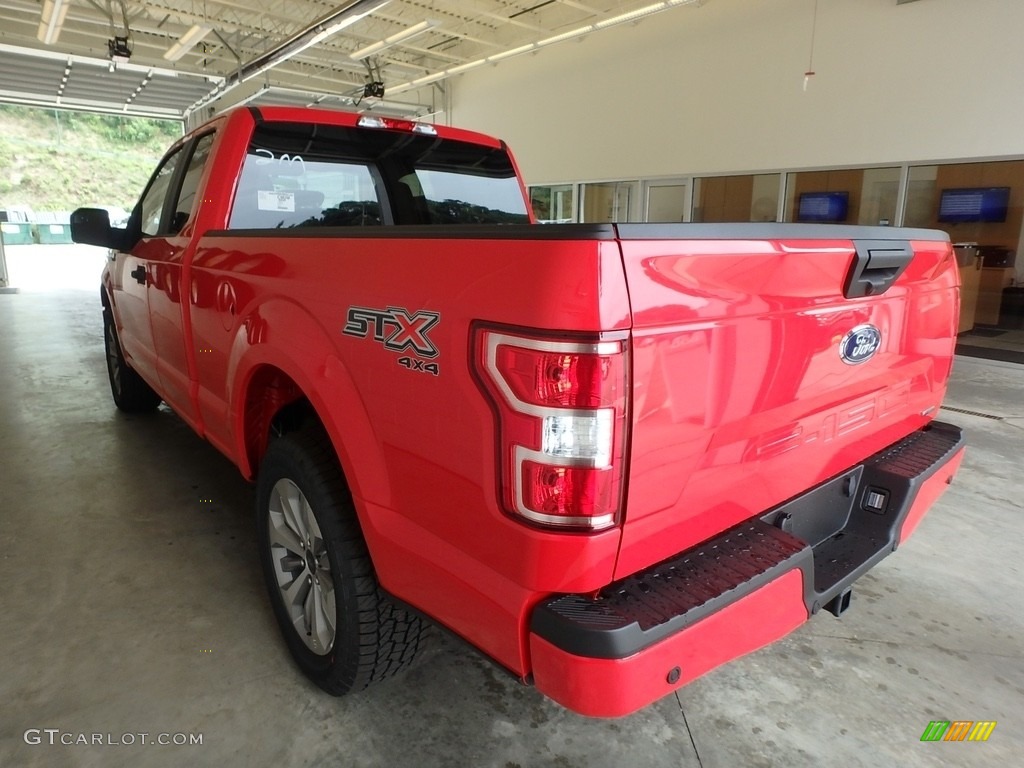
[532,521,811,659]
[532,422,964,660]
[812,421,964,597]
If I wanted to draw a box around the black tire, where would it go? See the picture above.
[102,306,161,413]
[256,426,427,695]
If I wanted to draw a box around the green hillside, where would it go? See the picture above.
[0,104,181,214]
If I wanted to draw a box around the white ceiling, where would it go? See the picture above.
[0,0,707,121]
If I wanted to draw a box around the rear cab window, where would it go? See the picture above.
[228,121,529,229]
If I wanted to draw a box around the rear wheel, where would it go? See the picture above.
[256,426,428,694]
[102,306,161,412]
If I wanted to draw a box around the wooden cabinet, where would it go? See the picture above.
[976,267,1015,326]
[697,175,754,222]
[957,254,982,333]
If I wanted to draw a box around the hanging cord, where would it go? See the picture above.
[119,0,131,41]
[106,0,133,48]
[804,0,819,91]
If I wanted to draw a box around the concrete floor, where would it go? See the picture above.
[957,327,1024,366]
[1,246,1022,768]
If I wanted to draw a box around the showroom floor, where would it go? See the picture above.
[1,246,1022,768]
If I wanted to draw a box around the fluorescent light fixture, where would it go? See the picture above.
[445,60,486,76]
[241,0,390,83]
[163,24,214,61]
[595,2,667,29]
[37,0,70,45]
[296,0,390,53]
[349,19,442,60]
[409,71,446,87]
[486,43,537,63]
[387,0,702,96]
[536,26,594,47]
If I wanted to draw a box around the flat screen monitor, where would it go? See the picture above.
[797,191,849,223]
[938,187,1010,223]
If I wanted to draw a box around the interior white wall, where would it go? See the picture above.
[449,0,1024,186]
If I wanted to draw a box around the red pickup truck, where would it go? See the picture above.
[71,106,965,717]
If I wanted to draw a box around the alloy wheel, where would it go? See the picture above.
[267,478,337,654]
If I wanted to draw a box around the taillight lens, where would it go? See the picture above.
[473,326,629,531]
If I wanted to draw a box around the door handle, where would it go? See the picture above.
[130,265,146,285]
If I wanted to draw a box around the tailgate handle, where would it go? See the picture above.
[844,240,912,298]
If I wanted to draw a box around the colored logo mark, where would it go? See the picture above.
[920,720,996,742]
[839,323,882,365]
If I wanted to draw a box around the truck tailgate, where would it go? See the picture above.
[614,224,958,579]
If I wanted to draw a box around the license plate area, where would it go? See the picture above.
[762,467,862,548]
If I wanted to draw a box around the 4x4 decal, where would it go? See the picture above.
[343,306,441,365]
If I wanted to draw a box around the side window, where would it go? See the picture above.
[138,148,185,237]
[228,127,383,230]
[413,168,529,224]
[170,132,216,234]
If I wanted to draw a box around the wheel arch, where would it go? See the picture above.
[229,301,392,516]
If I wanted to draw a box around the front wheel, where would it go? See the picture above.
[102,306,161,413]
[256,426,428,694]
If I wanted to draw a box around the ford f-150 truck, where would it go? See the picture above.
[71,106,965,717]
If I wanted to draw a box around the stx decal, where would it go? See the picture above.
[343,306,441,360]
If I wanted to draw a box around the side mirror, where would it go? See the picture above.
[70,207,125,250]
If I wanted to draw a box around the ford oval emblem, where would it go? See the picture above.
[840,324,882,365]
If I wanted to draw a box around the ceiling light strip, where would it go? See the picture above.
[37,0,70,46]
[240,0,390,83]
[164,24,214,62]
[595,2,667,29]
[350,19,442,60]
[388,0,703,96]
[187,0,389,115]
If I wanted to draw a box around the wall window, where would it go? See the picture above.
[693,173,780,222]
[904,161,1024,252]
[644,181,688,222]
[857,167,901,226]
[580,181,636,223]
[785,169,860,224]
[529,184,575,223]
[904,166,938,229]
[784,167,898,225]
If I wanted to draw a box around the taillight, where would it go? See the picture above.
[473,326,630,531]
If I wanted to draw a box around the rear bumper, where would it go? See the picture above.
[529,421,965,717]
